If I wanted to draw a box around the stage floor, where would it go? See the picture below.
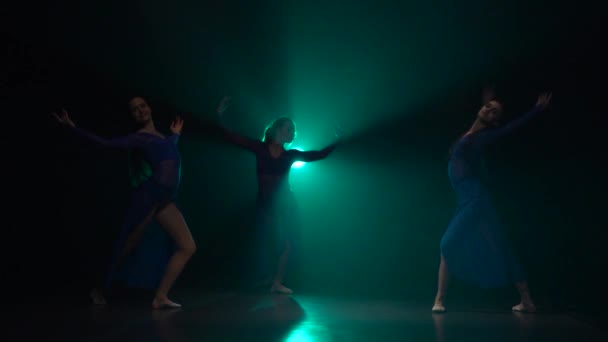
[11,291,606,341]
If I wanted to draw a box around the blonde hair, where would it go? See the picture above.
[263,117,296,144]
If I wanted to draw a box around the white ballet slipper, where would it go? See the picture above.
[152,298,182,310]
[270,283,293,294]
[432,304,446,313]
[512,302,537,313]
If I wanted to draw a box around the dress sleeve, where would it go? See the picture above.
[168,133,180,145]
[71,126,147,149]
[220,125,265,154]
[290,142,338,162]
[476,106,543,145]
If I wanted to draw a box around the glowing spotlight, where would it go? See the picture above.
[286,328,312,342]
[291,146,306,169]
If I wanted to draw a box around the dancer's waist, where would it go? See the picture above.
[451,178,490,203]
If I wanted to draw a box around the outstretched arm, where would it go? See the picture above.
[291,121,342,162]
[53,108,145,149]
[220,125,264,153]
[73,128,145,148]
[477,92,552,145]
[292,142,338,162]
[216,96,264,153]
[293,122,343,162]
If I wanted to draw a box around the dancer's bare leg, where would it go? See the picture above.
[152,203,196,309]
[512,281,537,312]
[271,239,293,294]
[433,254,449,312]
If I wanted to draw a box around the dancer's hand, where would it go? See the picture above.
[52,108,75,128]
[170,116,184,134]
[217,96,231,118]
[535,92,552,111]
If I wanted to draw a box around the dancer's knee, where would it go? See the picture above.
[178,238,196,257]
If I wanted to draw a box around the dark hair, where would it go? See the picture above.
[486,99,506,126]
[123,96,151,131]
[263,117,296,144]
[127,96,147,107]
[448,99,507,158]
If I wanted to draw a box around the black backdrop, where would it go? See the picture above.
[3,0,606,317]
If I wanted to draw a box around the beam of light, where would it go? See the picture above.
[291,146,305,169]
[283,297,330,342]
[285,328,312,342]
[292,161,306,169]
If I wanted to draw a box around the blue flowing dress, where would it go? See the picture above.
[72,127,181,290]
[442,106,541,288]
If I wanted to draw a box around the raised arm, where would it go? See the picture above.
[216,96,264,153]
[72,127,147,149]
[53,108,146,149]
[477,92,552,145]
[221,126,265,153]
[169,116,183,145]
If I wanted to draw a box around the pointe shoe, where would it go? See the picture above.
[512,302,537,313]
[152,298,182,310]
[432,303,446,313]
[90,288,107,305]
[270,283,293,294]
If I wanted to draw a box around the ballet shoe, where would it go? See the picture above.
[270,283,293,294]
[512,302,537,313]
[432,303,446,313]
[152,298,182,310]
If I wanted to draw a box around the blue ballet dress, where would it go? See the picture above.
[442,107,541,288]
[73,128,181,290]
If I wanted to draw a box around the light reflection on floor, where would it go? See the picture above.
[10,292,607,341]
[285,297,330,341]
[281,295,605,342]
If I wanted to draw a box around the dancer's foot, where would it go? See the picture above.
[432,302,446,313]
[270,283,293,294]
[432,295,446,313]
[152,297,182,310]
[512,301,537,313]
[90,288,107,305]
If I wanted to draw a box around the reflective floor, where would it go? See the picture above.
[11,292,606,341]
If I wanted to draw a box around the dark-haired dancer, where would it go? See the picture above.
[433,90,552,313]
[217,97,341,294]
[53,97,195,309]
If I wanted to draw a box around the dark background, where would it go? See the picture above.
[3,0,606,316]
